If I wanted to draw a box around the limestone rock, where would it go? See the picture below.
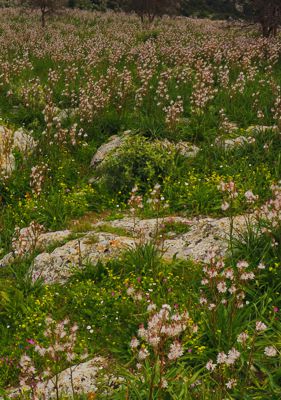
[215,135,248,149]
[5,357,108,399]
[13,128,36,153]
[91,134,129,168]
[0,125,36,177]
[105,214,248,261]
[91,133,200,170]
[160,139,200,158]
[246,125,278,134]
[0,230,71,268]
[32,232,135,284]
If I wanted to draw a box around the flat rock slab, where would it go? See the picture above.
[90,133,200,169]
[5,357,108,399]
[1,214,250,284]
[0,125,36,177]
[32,232,136,284]
[106,215,248,261]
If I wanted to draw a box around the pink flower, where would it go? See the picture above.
[206,360,216,371]
[237,332,249,344]
[130,337,140,349]
[138,348,149,360]
[221,202,229,211]
[244,190,258,203]
[168,341,184,360]
[256,321,267,332]
[226,378,237,389]
[264,346,277,357]
[217,281,227,293]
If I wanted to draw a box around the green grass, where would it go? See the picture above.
[1,8,281,399]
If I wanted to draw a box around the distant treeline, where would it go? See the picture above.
[3,0,281,38]
[69,0,241,19]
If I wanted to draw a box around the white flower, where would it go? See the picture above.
[138,325,147,338]
[226,378,237,389]
[256,321,267,332]
[240,272,255,280]
[130,337,140,349]
[161,379,168,388]
[237,260,249,270]
[264,346,277,357]
[127,287,135,296]
[217,281,227,293]
[138,348,149,360]
[237,332,249,344]
[226,348,240,365]
[147,303,157,312]
[217,352,227,364]
[244,190,258,203]
[258,262,266,270]
[148,335,160,347]
[221,202,230,211]
[206,360,216,371]
[168,341,184,360]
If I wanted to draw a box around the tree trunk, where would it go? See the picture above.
[41,7,46,28]
[262,23,270,37]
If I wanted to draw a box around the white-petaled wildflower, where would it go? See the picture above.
[206,360,216,371]
[264,346,277,357]
[226,378,237,389]
[226,348,240,365]
[130,337,140,349]
[161,379,168,388]
[256,321,267,331]
[217,281,227,293]
[237,260,249,270]
[147,303,157,312]
[217,352,227,364]
[237,332,249,344]
[138,347,149,360]
[167,341,184,360]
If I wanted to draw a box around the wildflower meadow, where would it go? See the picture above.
[1,4,281,399]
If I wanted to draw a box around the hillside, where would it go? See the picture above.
[0,8,281,399]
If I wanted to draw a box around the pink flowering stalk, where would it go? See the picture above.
[218,180,239,255]
[19,317,88,400]
[146,183,169,242]
[129,304,198,399]
[128,185,144,234]
[199,250,264,351]
[12,221,45,258]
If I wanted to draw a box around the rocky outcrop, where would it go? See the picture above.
[106,214,248,261]
[246,125,278,134]
[1,213,250,284]
[0,125,36,177]
[31,231,136,284]
[216,135,248,149]
[28,214,248,284]
[215,125,279,151]
[91,133,129,168]
[0,230,71,268]
[5,357,109,399]
[90,133,200,169]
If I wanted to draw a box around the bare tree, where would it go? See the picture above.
[125,0,180,23]
[239,0,281,37]
[21,0,67,27]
